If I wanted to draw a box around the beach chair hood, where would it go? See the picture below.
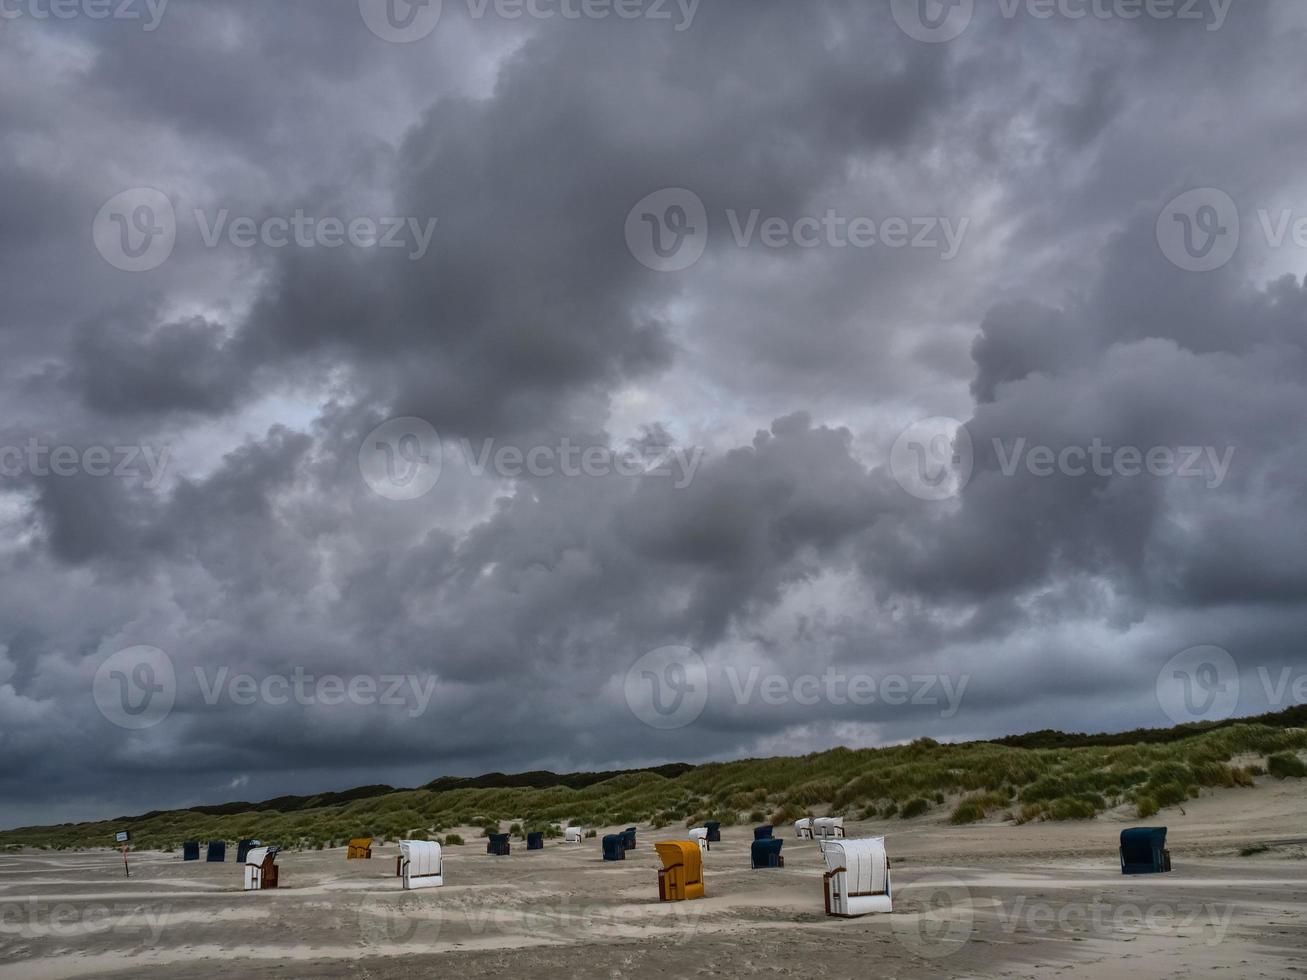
[398,840,443,889]
[822,837,891,916]
[655,840,705,901]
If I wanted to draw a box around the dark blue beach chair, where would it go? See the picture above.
[602,834,626,861]
[1120,827,1171,875]
[751,837,784,869]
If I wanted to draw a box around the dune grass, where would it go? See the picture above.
[4,714,1303,852]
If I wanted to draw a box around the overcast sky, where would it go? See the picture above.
[3,0,1307,828]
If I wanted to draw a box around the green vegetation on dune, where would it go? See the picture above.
[5,709,1304,852]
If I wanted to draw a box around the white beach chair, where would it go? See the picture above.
[564,827,583,843]
[398,840,443,890]
[795,817,813,839]
[689,826,709,853]
[242,846,280,891]
[821,837,891,916]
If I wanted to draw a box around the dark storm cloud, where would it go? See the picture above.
[2,0,1306,826]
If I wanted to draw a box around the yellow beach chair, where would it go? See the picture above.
[655,840,705,902]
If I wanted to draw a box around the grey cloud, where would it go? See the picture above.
[3,0,1307,826]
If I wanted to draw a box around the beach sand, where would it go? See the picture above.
[2,777,1305,979]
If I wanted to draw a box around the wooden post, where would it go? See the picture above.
[122,844,130,877]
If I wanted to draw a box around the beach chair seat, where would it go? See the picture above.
[656,840,705,901]
[206,840,226,862]
[564,827,583,843]
[1120,827,1171,875]
[813,816,846,839]
[822,837,891,916]
[182,841,200,861]
[237,839,260,863]
[398,840,443,889]
[751,837,784,869]
[602,834,626,861]
[622,827,637,850]
[243,846,280,891]
[347,837,373,859]
[689,827,709,853]
[487,833,511,856]
[795,818,813,839]
[527,832,544,850]
[753,825,774,841]
[705,821,721,843]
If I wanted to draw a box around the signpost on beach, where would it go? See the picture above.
[116,830,130,877]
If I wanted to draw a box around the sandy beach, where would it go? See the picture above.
[2,777,1304,979]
